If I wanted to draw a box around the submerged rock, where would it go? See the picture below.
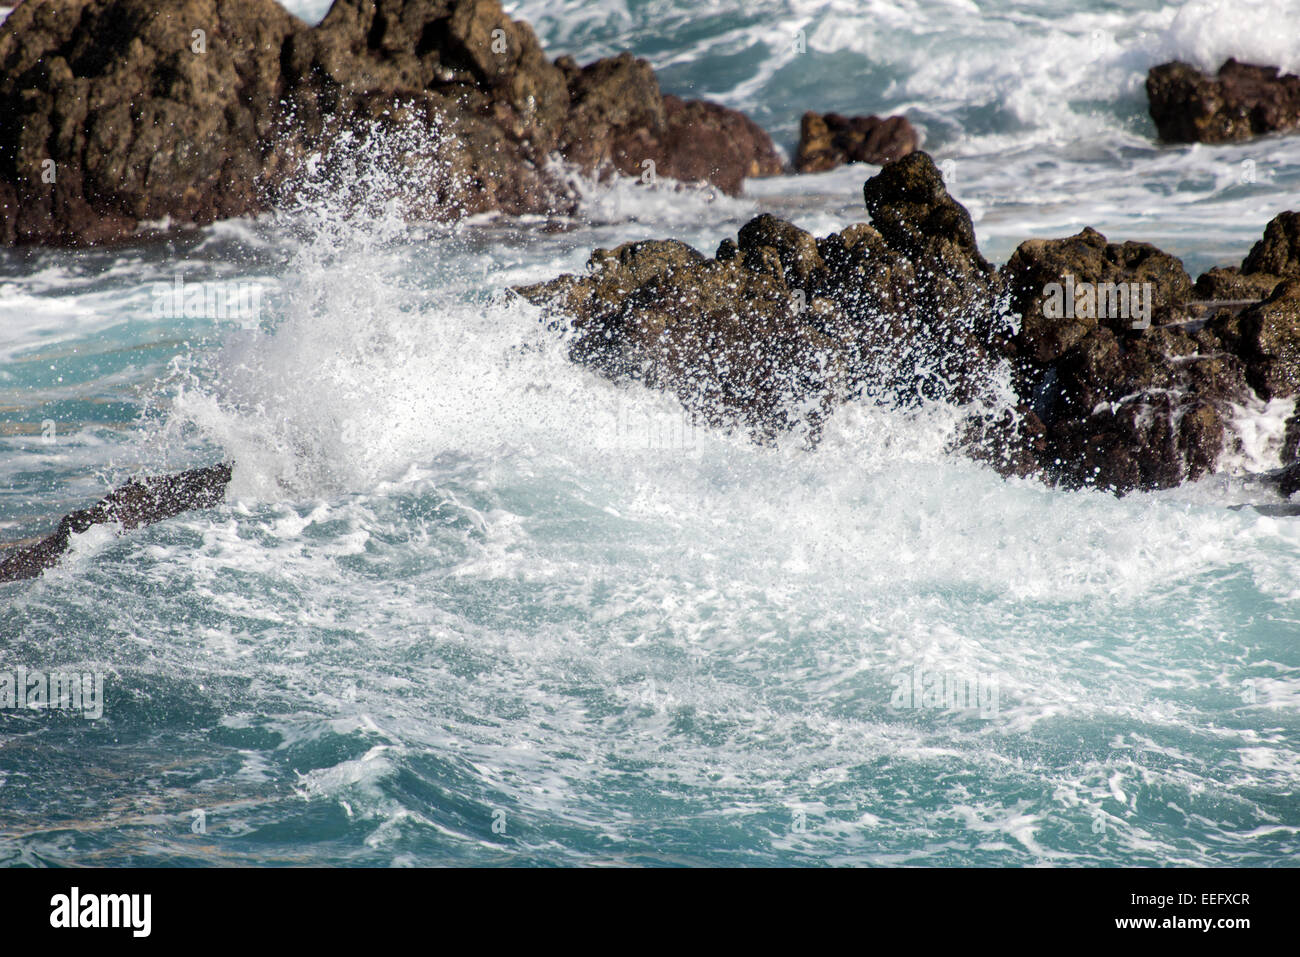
[0,0,782,245]
[794,111,918,173]
[1147,59,1300,144]
[0,463,233,582]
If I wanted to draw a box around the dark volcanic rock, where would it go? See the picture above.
[517,234,840,439]
[1193,267,1284,301]
[517,151,1010,441]
[0,463,233,582]
[517,154,1299,495]
[999,226,1258,491]
[1040,327,1250,491]
[861,151,990,276]
[794,111,918,173]
[1242,210,1300,279]
[1197,211,1300,301]
[1233,279,1300,400]
[1003,226,1191,364]
[1147,59,1300,144]
[0,0,303,245]
[0,0,783,245]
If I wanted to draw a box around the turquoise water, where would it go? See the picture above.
[1,0,1299,866]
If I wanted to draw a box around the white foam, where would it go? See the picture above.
[1222,394,1295,476]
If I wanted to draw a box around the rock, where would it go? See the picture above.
[1147,59,1300,144]
[518,236,837,439]
[0,0,783,246]
[1242,211,1300,278]
[517,151,1010,442]
[861,151,988,274]
[794,111,918,173]
[521,181,1299,495]
[1041,327,1249,490]
[0,0,303,246]
[1278,463,1300,498]
[998,224,1262,491]
[737,213,826,290]
[653,96,785,195]
[1234,279,1300,399]
[1193,267,1283,301]
[1194,212,1300,302]
[0,463,233,582]
[1284,413,1300,466]
[1003,227,1192,364]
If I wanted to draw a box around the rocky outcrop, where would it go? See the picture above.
[0,0,783,245]
[1227,279,1300,400]
[520,154,1300,495]
[1147,59,1300,144]
[517,152,1009,442]
[794,112,918,173]
[1196,211,1300,475]
[0,0,302,245]
[0,463,233,582]
[1194,211,1300,302]
[965,225,1258,492]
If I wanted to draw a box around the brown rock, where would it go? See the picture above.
[1193,267,1282,301]
[516,152,1010,443]
[1147,59,1300,144]
[0,0,783,245]
[1242,210,1300,278]
[0,0,303,245]
[0,463,233,582]
[1003,226,1192,364]
[1236,278,1300,399]
[794,111,917,173]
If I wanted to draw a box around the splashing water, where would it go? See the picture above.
[2,0,1299,867]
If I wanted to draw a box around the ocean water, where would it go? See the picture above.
[1,0,1298,866]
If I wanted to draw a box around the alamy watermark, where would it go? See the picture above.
[0,667,104,719]
[1042,275,1153,330]
[1040,276,1154,332]
[152,275,263,329]
[600,394,701,456]
[889,665,999,718]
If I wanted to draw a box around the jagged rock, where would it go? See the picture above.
[1002,226,1191,364]
[1041,326,1250,490]
[999,226,1259,491]
[1193,267,1283,301]
[1242,210,1300,278]
[517,151,1010,441]
[0,0,303,245]
[518,236,839,438]
[794,111,918,173]
[737,214,827,290]
[0,0,782,245]
[1197,211,1300,301]
[1233,279,1300,399]
[861,151,989,275]
[0,463,233,582]
[1147,59,1300,144]
[518,155,1299,495]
